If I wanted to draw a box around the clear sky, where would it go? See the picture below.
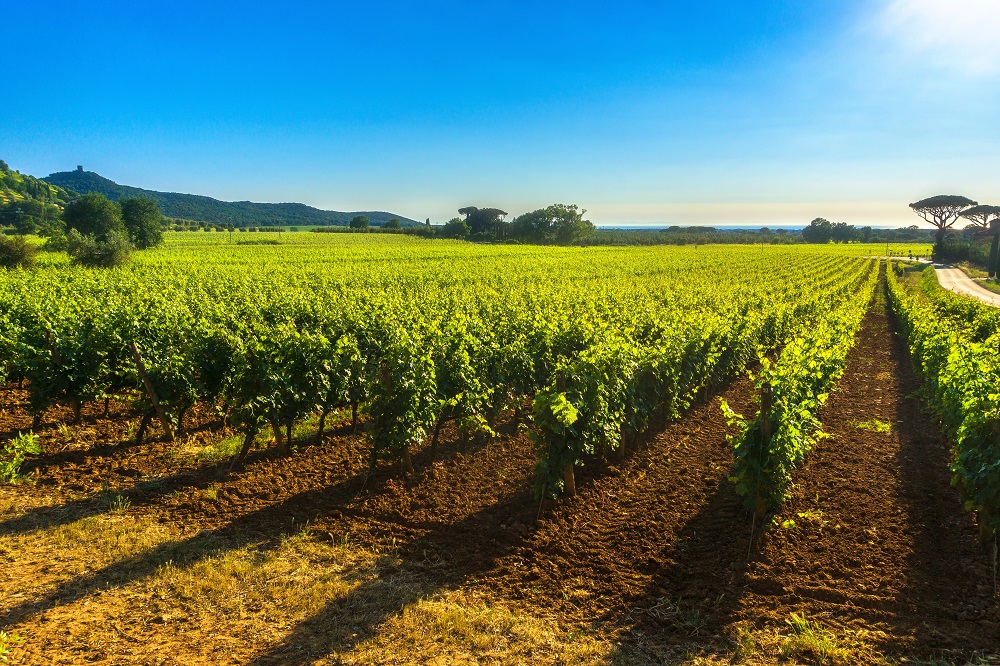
[3,0,998,226]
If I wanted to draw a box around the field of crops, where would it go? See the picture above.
[0,235,997,665]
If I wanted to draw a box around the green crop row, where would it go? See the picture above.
[0,236,877,491]
[724,263,878,516]
[888,266,1000,535]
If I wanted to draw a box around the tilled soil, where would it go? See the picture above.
[728,290,1000,655]
[1,284,998,664]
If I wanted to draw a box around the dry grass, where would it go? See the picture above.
[0,497,988,666]
[345,590,610,665]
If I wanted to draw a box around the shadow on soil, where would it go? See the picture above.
[884,291,1000,655]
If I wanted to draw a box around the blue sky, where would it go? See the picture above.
[3,0,999,226]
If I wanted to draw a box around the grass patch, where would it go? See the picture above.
[854,419,891,433]
[780,612,850,663]
[345,590,609,665]
[0,630,24,662]
[979,278,1000,296]
[958,263,988,280]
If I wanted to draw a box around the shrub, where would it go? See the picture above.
[67,229,133,268]
[0,234,38,268]
[1,432,41,483]
[41,225,69,252]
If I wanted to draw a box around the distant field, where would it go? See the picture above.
[0,236,994,665]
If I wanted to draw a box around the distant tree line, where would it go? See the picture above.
[311,204,596,245]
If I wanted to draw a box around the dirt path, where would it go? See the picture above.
[725,282,1000,656]
[934,264,1000,307]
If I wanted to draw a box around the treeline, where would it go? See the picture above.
[310,205,597,245]
[800,217,932,244]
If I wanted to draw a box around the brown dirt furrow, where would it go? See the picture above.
[475,373,759,640]
[729,286,1000,656]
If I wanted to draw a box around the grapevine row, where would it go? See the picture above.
[0,239,878,493]
[888,265,1000,537]
[723,262,878,517]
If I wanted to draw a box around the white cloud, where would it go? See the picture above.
[878,0,1000,75]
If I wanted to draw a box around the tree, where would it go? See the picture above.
[459,206,509,238]
[961,205,1000,278]
[384,218,401,230]
[831,222,856,243]
[910,195,977,256]
[441,217,470,239]
[119,196,164,249]
[801,218,833,243]
[349,215,370,230]
[63,193,124,241]
[960,204,1000,230]
[511,204,595,245]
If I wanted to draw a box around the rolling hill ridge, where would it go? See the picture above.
[45,168,419,228]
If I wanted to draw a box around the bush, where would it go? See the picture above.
[1,432,41,483]
[441,217,470,239]
[0,235,38,269]
[67,229,133,268]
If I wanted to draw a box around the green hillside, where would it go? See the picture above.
[45,167,419,228]
[0,160,76,232]
[0,160,75,207]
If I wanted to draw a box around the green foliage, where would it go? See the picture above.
[384,218,401,230]
[801,218,833,243]
[854,419,891,433]
[67,229,133,268]
[888,267,1000,534]
[1,432,41,483]
[119,196,165,249]
[0,629,24,661]
[917,266,1000,342]
[350,215,370,230]
[726,264,876,513]
[0,236,885,482]
[0,160,74,236]
[511,204,594,245]
[0,235,37,269]
[63,192,125,241]
[368,338,438,465]
[459,206,509,239]
[441,217,469,239]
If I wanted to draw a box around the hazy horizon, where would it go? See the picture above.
[4,1,998,228]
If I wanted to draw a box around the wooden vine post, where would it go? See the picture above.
[557,371,576,497]
[128,341,174,442]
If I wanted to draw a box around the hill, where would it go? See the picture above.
[0,160,76,233]
[45,167,419,228]
[0,160,75,207]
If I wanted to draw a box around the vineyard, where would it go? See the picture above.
[0,235,997,664]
